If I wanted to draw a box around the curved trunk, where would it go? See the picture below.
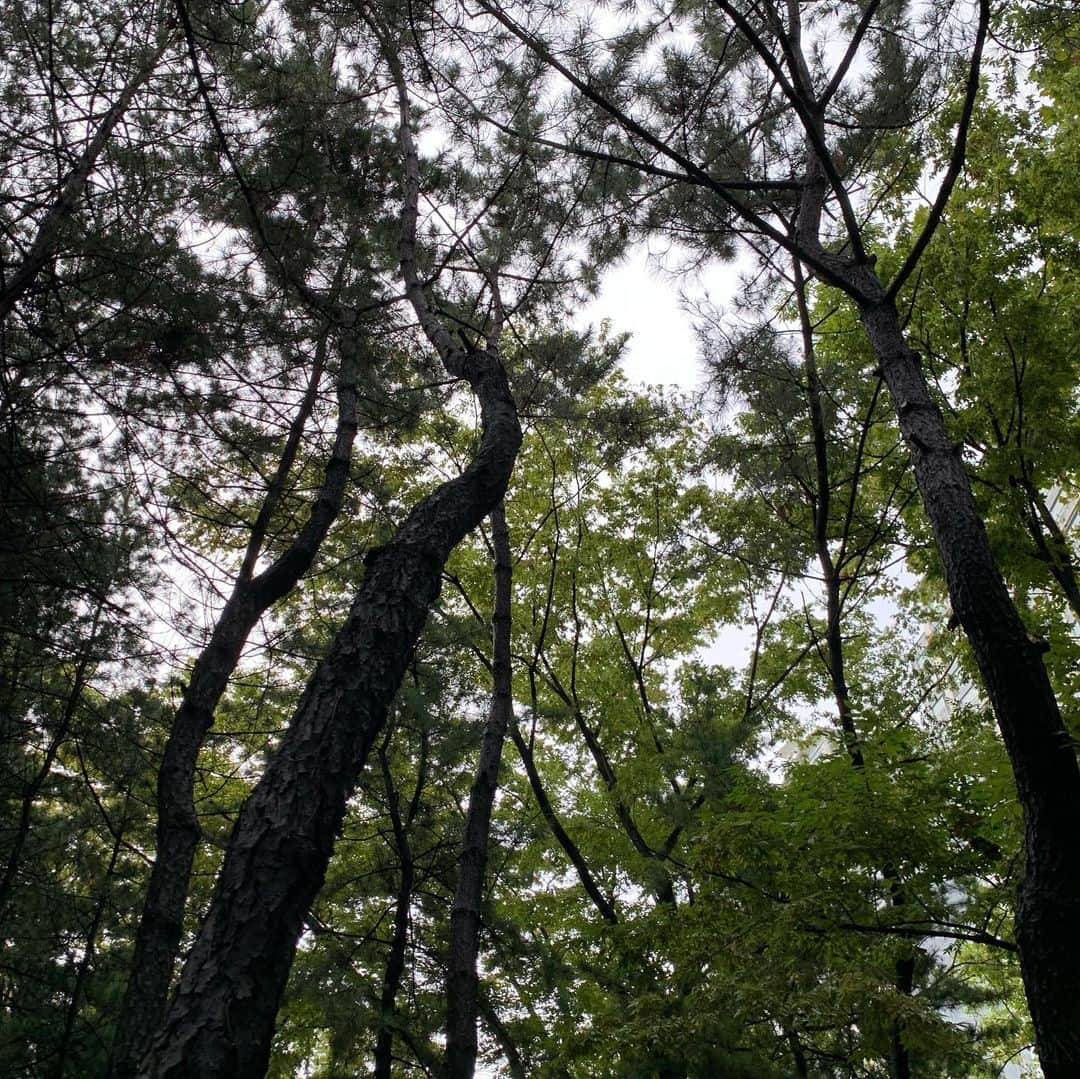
[136,345,521,1079]
[859,295,1080,1077]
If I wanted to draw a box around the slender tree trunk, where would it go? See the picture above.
[784,1025,810,1079]
[445,502,514,1079]
[794,256,864,771]
[797,264,916,1078]
[477,991,526,1079]
[373,732,424,1079]
[858,293,1080,1077]
[108,344,359,1079]
[560,561,676,907]
[135,344,521,1079]
[889,946,915,1079]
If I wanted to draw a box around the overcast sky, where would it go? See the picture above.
[582,244,744,390]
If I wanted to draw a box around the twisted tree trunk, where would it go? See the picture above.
[136,343,521,1078]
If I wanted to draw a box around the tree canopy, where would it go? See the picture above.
[1,0,1078,1076]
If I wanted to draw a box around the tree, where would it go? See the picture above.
[1,0,1077,1073]
[467,1,1080,1069]
[127,1,602,1068]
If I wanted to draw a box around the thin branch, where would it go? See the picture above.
[886,0,989,299]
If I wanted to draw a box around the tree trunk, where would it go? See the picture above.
[445,502,514,1079]
[372,732,424,1079]
[858,293,1080,1077]
[108,344,359,1079]
[799,263,915,1077]
[784,1026,809,1079]
[889,948,915,1079]
[135,344,520,1079]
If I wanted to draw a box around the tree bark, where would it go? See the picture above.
[473,0,1077,1067]
[135,341,520,1079]
[858,292,1080,1077]
[108,342,359,1079]
[445,502,514,1079]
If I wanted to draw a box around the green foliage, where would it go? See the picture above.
[1,1,1076,1076]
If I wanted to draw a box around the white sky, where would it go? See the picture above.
[582,244,743,390]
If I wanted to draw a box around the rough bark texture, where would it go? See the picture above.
[858,293,1080,1077]
[135,344,520,1079]
[445,502,514,1079]
[108,349,359,1079]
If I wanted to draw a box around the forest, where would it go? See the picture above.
[1,0,1078,1076]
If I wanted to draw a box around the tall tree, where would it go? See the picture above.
[444,501,514,1079]
[129,2,599,1065]
[470,2,1080,1068]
